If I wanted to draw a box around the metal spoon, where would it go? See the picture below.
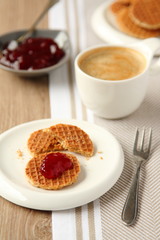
[17,0,59,43]
[3,0,59,52]
[0,0,70,77]
[0,0,59,56]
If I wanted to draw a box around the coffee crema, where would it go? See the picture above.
[78,47,146,80]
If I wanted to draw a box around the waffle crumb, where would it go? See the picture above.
[17,149,23,158]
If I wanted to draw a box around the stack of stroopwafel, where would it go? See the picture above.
[109,0,160,39]
[25,124,94,190]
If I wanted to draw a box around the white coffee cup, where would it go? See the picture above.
[75,38,160,119]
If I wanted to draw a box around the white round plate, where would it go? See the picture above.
[91,0,160,54]
[0,119,124,210]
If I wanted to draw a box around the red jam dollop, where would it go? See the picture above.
[40,152,73,179]
[0,37,65,70]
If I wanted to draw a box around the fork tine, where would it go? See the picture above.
[140,128,145,152]
[133,128,139,154]
[146,128,152,155]
[134,128,152,159]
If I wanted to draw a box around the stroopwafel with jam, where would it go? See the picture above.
[25,152,81,190]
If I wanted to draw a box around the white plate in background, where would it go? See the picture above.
[91,0,160,55]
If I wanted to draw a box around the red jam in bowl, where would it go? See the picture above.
[0,37,65,70]
[40,152,73,179]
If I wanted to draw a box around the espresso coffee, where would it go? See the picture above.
[78,47,146,80]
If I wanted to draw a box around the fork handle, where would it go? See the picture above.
[121,163,141,225]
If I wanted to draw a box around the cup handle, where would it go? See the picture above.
[130,37,160,55]
[150,57,160,75]
[132,38,160,75]
[141,38,160,75]
[140,38,160,54]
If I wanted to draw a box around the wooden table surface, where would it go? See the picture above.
[0,0,52,239]
[1,1,160,240]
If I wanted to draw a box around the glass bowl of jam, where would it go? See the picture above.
[0,29,70,77]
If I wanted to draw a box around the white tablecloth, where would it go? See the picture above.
[48,0,160,239]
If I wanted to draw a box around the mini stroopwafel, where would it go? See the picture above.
[50,124,94,157]
[25,152,81,190]
[109,0,130,15]
[116,7,160,39]
[27,129,65,156]
[130,0,160,30]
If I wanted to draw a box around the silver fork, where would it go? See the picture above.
[121,128,152,226]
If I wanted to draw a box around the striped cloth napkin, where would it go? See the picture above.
[49,0,160,239]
